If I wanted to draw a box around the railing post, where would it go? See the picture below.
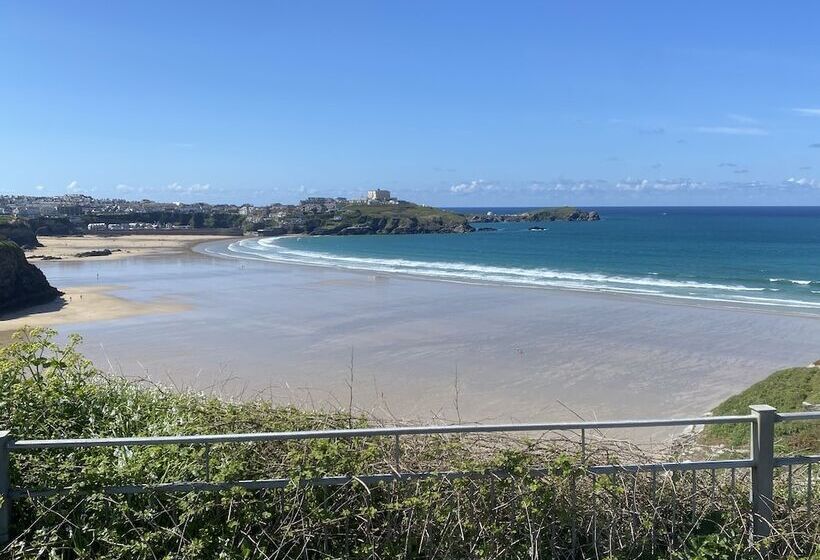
[749,405,776,542]
[0,430,11,545]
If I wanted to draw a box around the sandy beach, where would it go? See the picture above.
[0,285,188,342]
[24,234,234,262]
[7,237,816,442]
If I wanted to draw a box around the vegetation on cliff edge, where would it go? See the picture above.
[703,366,820,452]
[0,329,816,559]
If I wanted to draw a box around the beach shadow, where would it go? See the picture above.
[0,294,67,321]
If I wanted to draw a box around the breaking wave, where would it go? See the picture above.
[198,237,820,311]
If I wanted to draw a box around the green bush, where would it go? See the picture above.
[704,367,820,452]
[0,329,816,559]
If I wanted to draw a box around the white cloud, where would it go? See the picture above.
[784,177,817,187]
[450,180,496,194]
[66,180,82,193]
[115,184,148,195]
[435,174,820,202]
[613,178,707,192]
[528,180,603,193]
[166,182,210,195]
[694,126,768,136]
[459,178,710,196]
[34,185,45,191]
[792,108,820,117]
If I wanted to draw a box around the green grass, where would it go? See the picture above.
[529,206,582,219]
[341,202,467,223]
[703,366,820,452]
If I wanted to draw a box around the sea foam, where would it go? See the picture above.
[200,238,820,311]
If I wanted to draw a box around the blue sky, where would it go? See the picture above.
[2,1,820,206]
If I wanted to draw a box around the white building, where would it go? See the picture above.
[87,223,107,232]
[366,189,391,202]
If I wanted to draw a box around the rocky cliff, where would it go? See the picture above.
[0,241,62,314]
[267,203,474,236]
[325,206,474,235]
[0,221,40,249]
[318,214,474,235]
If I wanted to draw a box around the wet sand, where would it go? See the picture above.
[0,285,188,338]
[15,240,820,442]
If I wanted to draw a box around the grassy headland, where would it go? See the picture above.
[268,202,474,235]
[703,366,820,452]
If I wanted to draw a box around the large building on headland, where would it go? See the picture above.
[366,189,391,202]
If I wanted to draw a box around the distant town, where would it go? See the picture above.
[0,189,403,234]
[1,189,598,240]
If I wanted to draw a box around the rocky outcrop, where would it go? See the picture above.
[531,209,599,222]
[0,221,40,249]
[0,241,62,314]
[74,249,114,258]
[469,207,600,223]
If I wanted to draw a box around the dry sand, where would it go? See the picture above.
[24,234,234,262]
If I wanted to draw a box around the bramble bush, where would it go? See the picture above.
[0,329,817,559]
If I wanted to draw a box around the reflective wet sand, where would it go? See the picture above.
[21,240,820,441]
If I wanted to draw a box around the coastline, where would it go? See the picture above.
[25,234,235,262]
[16,241,820,432]
[14,232,814,355]
[198,237,820,320]
[1,235,225,339]
[0,285,188,342]
[4,234,818,432]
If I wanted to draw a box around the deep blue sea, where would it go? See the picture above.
[221,207,820,311]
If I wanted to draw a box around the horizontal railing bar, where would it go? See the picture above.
[778,412,820,422]
[774,455,820,467]
[7,415,755,450]
[587,459,754,474]
[9,459,755,499]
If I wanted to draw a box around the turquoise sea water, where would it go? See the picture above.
[215,207,820,311]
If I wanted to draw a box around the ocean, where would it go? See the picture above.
[212,207,820,312]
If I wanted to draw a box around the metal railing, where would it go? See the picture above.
[0,404,817,544]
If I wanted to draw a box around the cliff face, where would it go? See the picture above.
[317,215,474,235]
[0,222,40,249]
[0,241,62,314]
[265,203,475,236]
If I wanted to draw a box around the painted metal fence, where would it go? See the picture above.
[0,404,818,545]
